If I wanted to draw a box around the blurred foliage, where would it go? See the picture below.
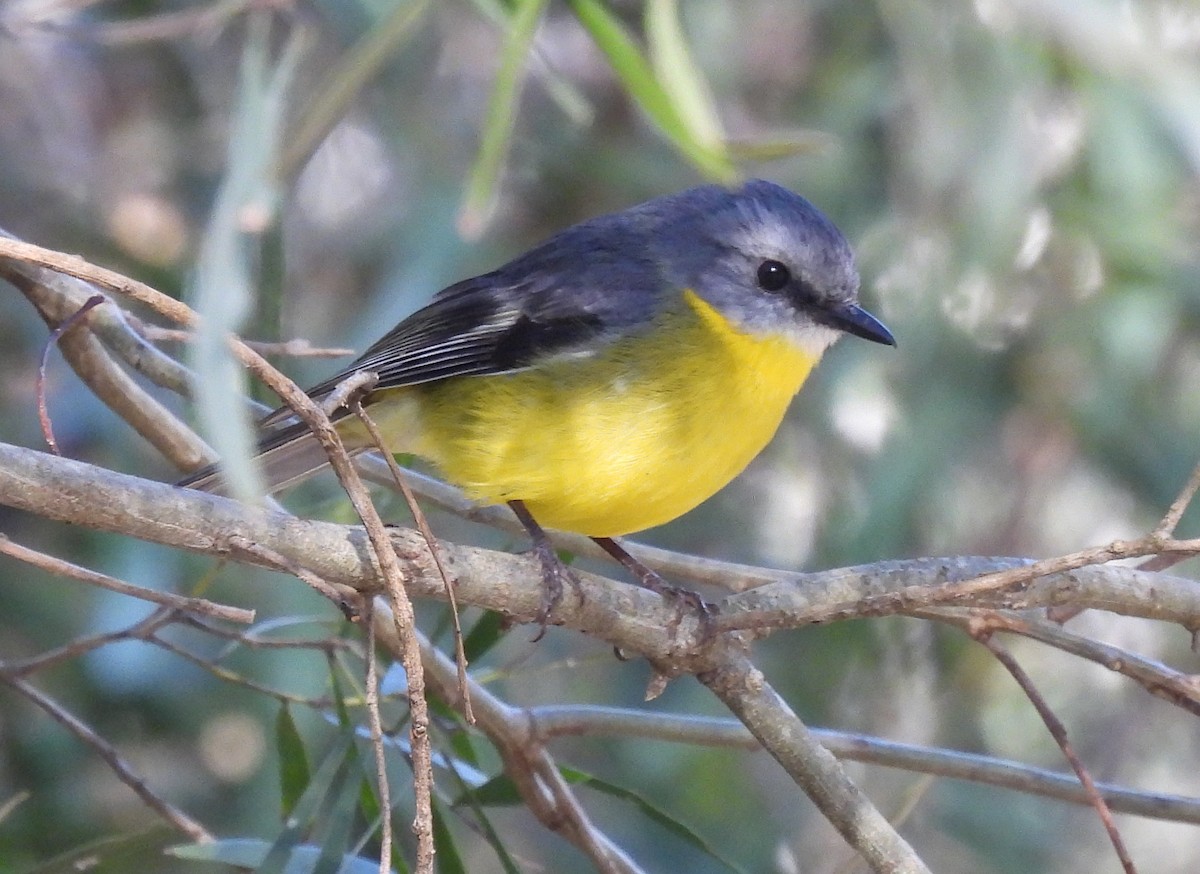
[1,0,1200,872]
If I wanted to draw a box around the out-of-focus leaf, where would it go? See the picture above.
[279,0,431,183]
[431,796,467,874]
[167,838,386,873]
[456,772,522,807]
[313,761,359,874]
[26,827,175,874]
[461,767,747,873]
[189,15,304,505]
[461,609,507,662]
[567,0,737,182]
[277,703,312,819]
[724,131,838,162]
[440,752,521,873]
[645,0,723,148]
[258,734,358,874]
[466,0,594,126]
[459,0,553,238]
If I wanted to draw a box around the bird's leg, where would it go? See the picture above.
[508,500,582,638]
[591,537,714,636]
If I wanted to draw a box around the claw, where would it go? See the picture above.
[592,536,715,642]
[527,538,582,641]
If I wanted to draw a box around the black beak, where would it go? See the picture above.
[820,302,896,346]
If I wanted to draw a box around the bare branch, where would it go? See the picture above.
[363,602,393,874]
[921,608,1200,716]
[0,673,213,842]
[526,704,1200,825]
[1157,456,1200,537]
[699,650,931,874]
[971,627,1137,874]
[399,614,648,874]
[0,533,254,624]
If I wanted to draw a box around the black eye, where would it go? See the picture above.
[756,260,790,292]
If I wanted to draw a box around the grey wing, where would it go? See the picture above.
[180,212,665,490]
[297,221,664,402]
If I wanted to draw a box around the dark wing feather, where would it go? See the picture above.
[291,216,665,407]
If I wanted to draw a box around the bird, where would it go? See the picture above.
[181,179,895,620]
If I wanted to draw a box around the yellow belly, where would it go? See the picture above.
[387,291,820,537]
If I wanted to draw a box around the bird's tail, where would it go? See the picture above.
[178,419,369,496]
[178,390,422,496]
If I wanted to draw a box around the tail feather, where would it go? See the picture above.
[178,420,368,496]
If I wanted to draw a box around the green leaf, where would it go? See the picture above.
[645,0,724,148]
[567,0,737,182]
[564,766,748,874]
[258,734,358,874]
[277,704,311,819]
[440,758,521,874]
[431,796,467,874]
[458,0,553,237]
[457,773,522,807]
[461,609,507,662]
[188,14,305,505]
[167,838,385,873]
[26,827,175,874]
[279,0,432,183]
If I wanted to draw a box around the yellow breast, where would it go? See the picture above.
[401,290,820,537]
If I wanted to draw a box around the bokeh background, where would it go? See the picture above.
[2,1,1200,872]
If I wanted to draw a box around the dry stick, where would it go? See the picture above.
[201,327,437,872]
[350,396,474,724]
[971,626,1137,874]
[1054,454,1200,623]
[525,704,1200,824]
[4,608,179,679]
[0,533,254,624]
[700,650,931,874]
[362,600,394,874]
[714,535,1200,634]
[0,236,436,873]
[7,442,1193,864]
[1155,455,1200,537]
[3,259,213,470]
[227,534,362,618]
[405,618,647,874]
[921,607,1200,717]
[0,673,212,842]
[36,294,106,454]
[136,320,354,358]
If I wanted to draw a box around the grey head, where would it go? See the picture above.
[643,179,895,353]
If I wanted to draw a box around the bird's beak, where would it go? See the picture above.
[822,302,896,346]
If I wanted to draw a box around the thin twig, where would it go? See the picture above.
[363,601,394,874]
[227,535,362,618]
[0,533,254,624]
[351,397,473,723]
[134,320,354,359]
[921,608,1200,716]
[4,608,178,678]
[1156,456,1200,537]
[699,650,931,874]
[971,625,1137,874]
[36,294,106,454]
[0,673,213,842]
[2,253,213,470]
[0,235,437,871]
[525,703,1200,824]
[399,614,647,874]
[146,633,332,707]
